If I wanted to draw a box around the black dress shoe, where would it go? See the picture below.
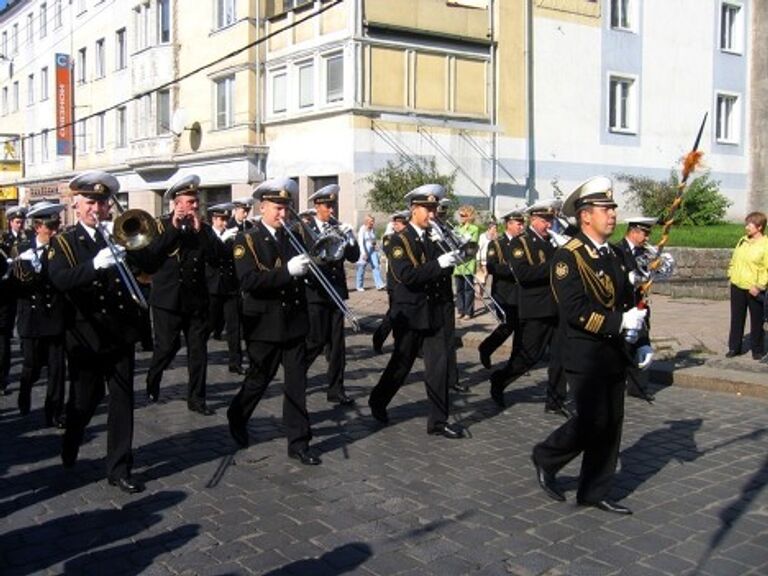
[545,404,573,418]
[579,499,632,515]
[189,404,215,416]
[228,365,246,375]
[451,382,469,393]
[54,416,67,430]
[227,415,249,448]
[61,439,79,469]
[288,447,322,466]
[479,348,492,370]
[427,422,465,439]
[627,390,655,401]
[725,349,740,358]
[108,477,145,494]
[752,352,763,361]
[146,390,159,403]
[531,454,565,502]
[490,382,505,409]
[368,402,389,424]
[328,393,355,407]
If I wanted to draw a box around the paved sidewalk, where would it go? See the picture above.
[0,287,766,575]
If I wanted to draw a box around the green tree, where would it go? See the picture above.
[366,158,456,214]
[616,171,731,225]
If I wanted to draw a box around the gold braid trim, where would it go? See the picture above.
[493,239,505,265]
[573,250,615,309]
[56,236,77,268]
[520,236,534,265]
[244,233,270,271]
[398,233,424,267]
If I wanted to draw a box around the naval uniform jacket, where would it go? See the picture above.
[301,219,360,304]
[47,222,145,352]
[227,217,254,232]
[206,231,239,297]
[486,234,519,308]
[144,217,225,316]
[232,221,309,343]
[551,232,635,376]
[387,224,449,332]
[509,228,558,319]
[11,239,65,338]
[616,237,651,346]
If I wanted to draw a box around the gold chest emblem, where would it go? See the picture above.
[392,246,404,259]
[233,245,245,259]
[513,248,524,259]
[555,261,569,279]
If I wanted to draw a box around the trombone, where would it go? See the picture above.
[280,214,361,332]
[94,196,158,310]
[430,216,507,325]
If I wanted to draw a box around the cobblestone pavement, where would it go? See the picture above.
[1,314,767,576]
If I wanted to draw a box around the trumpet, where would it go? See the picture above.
[280,216,361,332]
[95,197,158,310]
[430,217,507,325]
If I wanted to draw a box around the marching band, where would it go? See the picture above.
[0,170,655,511]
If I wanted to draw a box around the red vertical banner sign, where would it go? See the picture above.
[55,53,72,156]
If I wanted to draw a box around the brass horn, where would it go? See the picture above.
[112,209,158,251]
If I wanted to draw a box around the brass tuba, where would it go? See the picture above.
[112,209,158,251]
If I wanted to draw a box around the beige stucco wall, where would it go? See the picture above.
[364,0,488,41]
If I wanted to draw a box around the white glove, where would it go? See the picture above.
[338,222,353,235]
[17,248,36,262]
[219,228,238,243]
[93,246,125,270]
[621,307,647,332]
[428,225,444,243]
[437,250,461,269]
[636,344,654,370]
[287,254,311,277]
[628,270,650,287]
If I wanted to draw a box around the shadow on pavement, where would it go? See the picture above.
[262,542,372,576]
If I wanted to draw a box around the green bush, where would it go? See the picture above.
[366,158,456,214]
[616,171,731,225]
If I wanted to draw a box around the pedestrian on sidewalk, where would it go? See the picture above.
[356,214,385,291]
[452,205,480,319]
[726,211,768,360]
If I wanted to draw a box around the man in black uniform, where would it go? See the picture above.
[48,171,147,493]
[1,205,28,395]
[489,201,567,415]
[478,209,525,369]
[11,201,68,426]
[617,217,658,400]
[372,210,409,354]
[303,185,360,406]
[367,184,464,438]
[531,176,647,515]
[226,177,321,465]
[144,175,225,414]
[206,203,242,373]
[228,197,254,232]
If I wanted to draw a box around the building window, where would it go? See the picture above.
[610,0,633,31]
[41,67,49,100]
[27,74,34,105]
[12,24,18,54]
[40,3,48,38]
[157,89,171,134]
[116,106,127,147]
[116,28,127,70]
[95,113,105,150]
[54,0,63,29]
[135,94,151,138]
[217,0,236,29]
[608,75,636,133]
[325,53,343,103]
[716,93,739,144]
[134,3,150,51]
[77,47,87,84]
[158,0,171,43]
[76,119,87,154]
[12,81,19,111]
[1,87,7,115]
[720,2,743,53]
[26,135,35,165]
[271,70,287,113]
[95,39,105,79]
[27,13,34,44]
[1,32,6,58]
[77,0,86,15]
[41,130,49,162]
[298,62,314,108]
[215,75,235,129]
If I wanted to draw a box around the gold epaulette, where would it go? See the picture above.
[564,238,583,252]
[54,235,77,267]
[398,232,423,267]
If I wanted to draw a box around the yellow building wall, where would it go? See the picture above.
[369,46,407,108]
[364,0,488,41]
[496,0,527,137]
[320,1,347,34]
[414,53,447,111]
[535,0,602,24]
[455,58,487,115]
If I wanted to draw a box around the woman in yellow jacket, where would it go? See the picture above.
[727,211,768,359]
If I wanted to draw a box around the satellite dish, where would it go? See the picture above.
[171,109,188,137]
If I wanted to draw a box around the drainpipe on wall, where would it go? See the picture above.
[525,0,535,204]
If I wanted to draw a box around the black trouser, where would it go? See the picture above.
[533,370,625,504]
[728,284,765,355]
[479,305,519,361]
[0,328,12,390]
[305,303,346,400]
[369,321,450,429]
[19,335,66,420]
[491,316,566,407]
[146,307,209,408]
[65,342,136,481]
[227,336,311,452]
[208,293,242,369]
[442,300,458,388]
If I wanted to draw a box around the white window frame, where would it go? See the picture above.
[115,28,127,70]
[41,67,49,101]
[719,1,744,54]
[610,0,636,32]
[1,32,6,58]
[116,106,127,148]
[715,91,740,145]
[1,87,7,115]
[214,75,235,129]
[12,81,19,112]
[26,134,35,165]
[12,24,18,54]
[76,118,87,154]
[54,0,63,29]
[157,89,171,134]
[41,130,49,162]
[27,13,34,44]
[77,0,87,15]
[158,0,171,43]
[40,3,48,38]
[323,52,344,104]
[95,112,106,151]
[77,47,87,84]
[95,38,105,79]
[27,73,34,106]
[607,73,638,134]
[297,60,314,109]
[216,0,237,30]
[270,68,287,114]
